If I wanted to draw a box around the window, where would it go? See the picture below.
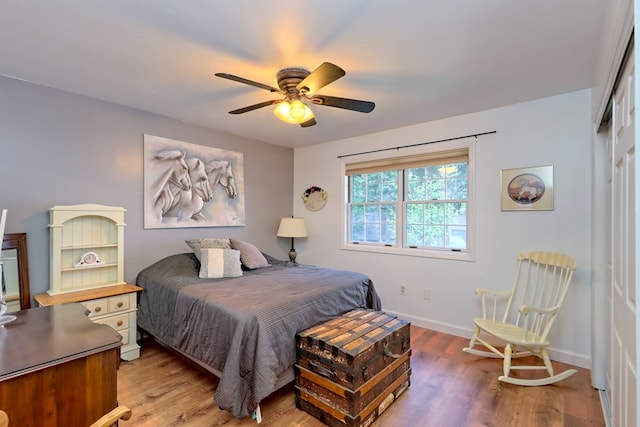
[344,141,473,260]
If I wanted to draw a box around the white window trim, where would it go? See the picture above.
[340,138,476,262]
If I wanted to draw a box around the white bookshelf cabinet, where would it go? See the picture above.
[39,204,141,360]
[49,204,126,294]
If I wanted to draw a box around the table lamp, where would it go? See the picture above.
[277,217,308,264]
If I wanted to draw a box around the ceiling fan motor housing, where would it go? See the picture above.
[277,67,311,96]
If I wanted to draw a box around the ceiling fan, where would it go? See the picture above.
[215,62,375,127]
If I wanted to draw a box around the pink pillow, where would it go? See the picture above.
[229,238,271,269]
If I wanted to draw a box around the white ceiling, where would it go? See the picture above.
[0,1,608,149]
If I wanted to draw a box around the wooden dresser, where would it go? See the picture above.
[35,283,142,360]
[0,303,122,427]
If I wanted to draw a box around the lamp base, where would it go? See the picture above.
[288,248,298,265]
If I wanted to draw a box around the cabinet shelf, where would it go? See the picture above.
[61,263,117,272]
[61,243,118,251]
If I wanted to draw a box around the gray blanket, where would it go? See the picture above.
[136,253,381,419]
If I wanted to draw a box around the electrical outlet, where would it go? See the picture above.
[399,285,406,296]
[423,288,431,300]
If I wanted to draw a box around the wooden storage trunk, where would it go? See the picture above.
[295,309,411,427]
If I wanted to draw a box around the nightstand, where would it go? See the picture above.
[35,283,142,360]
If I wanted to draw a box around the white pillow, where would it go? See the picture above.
[199,248,243,279]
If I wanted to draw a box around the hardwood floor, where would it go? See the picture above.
[117,326,605,426]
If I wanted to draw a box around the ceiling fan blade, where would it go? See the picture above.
[300,117,317,128]
[228,100,281,114]
[215,73,282,93]
[296,62,345,95]
[310,95,375,113]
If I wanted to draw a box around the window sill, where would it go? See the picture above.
[341,243,475,261]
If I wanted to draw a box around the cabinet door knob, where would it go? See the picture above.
[95,307,102,313]
[117,302,124,308]
[117,320,123,327]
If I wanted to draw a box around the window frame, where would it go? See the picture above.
[341,138,475,262]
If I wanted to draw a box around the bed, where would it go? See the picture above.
[136,239,381,420]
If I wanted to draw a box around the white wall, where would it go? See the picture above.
[294,89,593,368]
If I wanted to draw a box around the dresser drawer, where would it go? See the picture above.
[82,299,108,318]
[95,312,129,332]
[94,314,130,345]
[108,294,131,313]
[82,294,131,318]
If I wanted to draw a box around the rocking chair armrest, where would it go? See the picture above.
[475,288,512,320]
[518,304,559,315]
[90,406,132,427]
[474,287,511,298]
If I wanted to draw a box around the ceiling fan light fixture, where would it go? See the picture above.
[274,100,291,119]
[274,99,314,124]
[289,99,307,120]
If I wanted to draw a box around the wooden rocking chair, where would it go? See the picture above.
[0,406,131,427]
[463,251,577,386]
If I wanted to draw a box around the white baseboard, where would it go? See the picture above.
[384,309,591,369]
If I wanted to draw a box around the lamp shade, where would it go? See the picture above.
[277,217,308,238]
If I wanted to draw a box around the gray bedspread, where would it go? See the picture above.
[136,253,381,419]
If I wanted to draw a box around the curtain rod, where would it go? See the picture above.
[336,130,497,159]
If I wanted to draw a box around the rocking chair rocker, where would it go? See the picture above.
[463,251,577,386]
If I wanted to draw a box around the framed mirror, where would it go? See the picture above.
[2,233,31,311]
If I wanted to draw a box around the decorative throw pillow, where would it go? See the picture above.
[185,238,231,262]
[229,238,271,269]
[199,248,243,279]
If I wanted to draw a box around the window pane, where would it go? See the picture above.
[406,224,424,246]
[352,175,366,203]
[365,205,380,222]
[407,180,426,201]
[424,225,445,247]
[366,177,381,202]
[365,223,381,242]
[381,205,397,244]
[447,180,466,199]
[445,203,466,224]
[446,177,468,199]
[447,225,466,249]
[424,203,444,224]
[406,203,424,224]
[351,222,364,242]
[350,205,364,222]
[426,176,445,200]
[382,180,399,201]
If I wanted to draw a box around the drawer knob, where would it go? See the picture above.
[117,302,124,308]
[117,320,123,327]
[95,307,102,313]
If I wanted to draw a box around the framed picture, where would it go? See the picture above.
[144,134,245,228]
[500,165,554,211]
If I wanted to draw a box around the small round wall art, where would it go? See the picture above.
[302,186,328,211]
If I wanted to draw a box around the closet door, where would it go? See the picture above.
[611,46,637,427]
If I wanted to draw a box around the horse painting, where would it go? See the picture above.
[164,157,213,221]
[144,134,245,228]
[206,160,238,200]
[148,150,191,220]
